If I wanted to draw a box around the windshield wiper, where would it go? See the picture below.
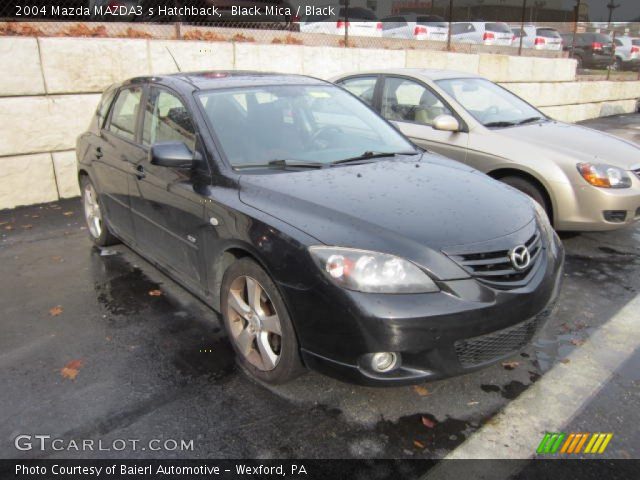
[484,121,517,128]
[517,116,545,125]
[235,160,326,170]
[330,150,419,166]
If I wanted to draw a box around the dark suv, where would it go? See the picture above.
[561,32,615,69]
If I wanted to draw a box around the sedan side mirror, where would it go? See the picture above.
[433,114,460,132]
[150,142,194,169]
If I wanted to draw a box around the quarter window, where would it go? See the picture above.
[142,88,196,151]
[381,77,451,126]
[108,87,142,141]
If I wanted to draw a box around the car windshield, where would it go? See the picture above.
[436,78,543,127]
[197,84,414,168]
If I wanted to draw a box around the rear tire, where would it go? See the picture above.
[499,176,551,220]
[221,258,305,385]
[80,176,119,247]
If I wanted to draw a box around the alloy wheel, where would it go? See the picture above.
[226,275,283,371]
[83,183,103,239]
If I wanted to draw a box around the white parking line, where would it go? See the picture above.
[441,292,640,461]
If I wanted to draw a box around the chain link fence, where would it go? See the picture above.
[1,1,639,80]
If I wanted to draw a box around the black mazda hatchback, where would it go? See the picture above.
[77,72,564,386]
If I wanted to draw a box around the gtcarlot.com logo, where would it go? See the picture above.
[536,432,613,455]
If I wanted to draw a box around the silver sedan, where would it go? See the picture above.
[332,69,640,231]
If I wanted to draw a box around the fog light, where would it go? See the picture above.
[371,352,398,372]
[603,210,627,223]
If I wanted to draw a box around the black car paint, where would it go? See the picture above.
[77,72,564,386]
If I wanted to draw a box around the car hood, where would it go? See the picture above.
[239,156,536,279]
[497,121,640,170]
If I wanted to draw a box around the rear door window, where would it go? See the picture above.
[108,87,143,142]
[338,76,378,107]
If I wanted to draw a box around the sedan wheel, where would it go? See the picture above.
[221,258,305,384]
[80,176,119,247]
[83,182,103,240]
[227,275,282,371]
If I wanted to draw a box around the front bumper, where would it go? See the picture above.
[282,232,564,386]
[553,178,640,231]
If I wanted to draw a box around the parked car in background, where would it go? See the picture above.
[300,6,381,38]
[511,25,562,51]
[450,21,513,46]
[561,32,615,69]
[334,69,640,231]
[381,14,448,42]
[612,36,640,71]
[77,72,563,386]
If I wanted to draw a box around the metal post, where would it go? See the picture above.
[570,0,580,66]
[518,0,527,56]
[344,0,349,47]
[607,30,616,80]
[446,0,453,52]
[174,0,181,40]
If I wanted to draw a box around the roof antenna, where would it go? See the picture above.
[165,47,182,72]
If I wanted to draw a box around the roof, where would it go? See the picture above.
[335,68,482,81]
[124,71,328,91]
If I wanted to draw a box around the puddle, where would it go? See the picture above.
[375,413,476,454]
[90,250,236,383]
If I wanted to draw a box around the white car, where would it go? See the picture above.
[381,14,448,42]
[511,25,563,51]
[299,6,381,38]
[450,21,513,46]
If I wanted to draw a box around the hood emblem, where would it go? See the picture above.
[509,245,531,271]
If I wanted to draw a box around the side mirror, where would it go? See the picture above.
[149,142,194,169]
[433,114,460,132]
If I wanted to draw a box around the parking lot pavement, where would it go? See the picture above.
[1,115,639,461]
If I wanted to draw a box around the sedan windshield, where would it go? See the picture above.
[197,85,415,168]
[436,78,544,128]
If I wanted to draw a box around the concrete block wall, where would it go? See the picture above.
[1,36,639,210]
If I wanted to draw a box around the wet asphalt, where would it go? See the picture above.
[1,115,639,460]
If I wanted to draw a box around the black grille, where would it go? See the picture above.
[448,231,543,290]
[454,316,540,368]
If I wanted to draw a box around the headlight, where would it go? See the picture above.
[577,162,632,188]
[308,247,439,294]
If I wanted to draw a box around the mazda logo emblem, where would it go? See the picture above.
[509,245,531,271]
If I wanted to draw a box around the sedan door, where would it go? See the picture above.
[130,85,208,291]
[91,85,145,243]
[379,76,469,162]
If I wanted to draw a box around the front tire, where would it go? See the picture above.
[80,176,119,247]
[221,258,305,384]
[499,176,551,220]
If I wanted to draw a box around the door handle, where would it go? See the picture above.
[95,147,103,159]
[135,165,145,179]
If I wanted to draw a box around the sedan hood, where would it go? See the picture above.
[498,121,640,170]
[239,157,535,277]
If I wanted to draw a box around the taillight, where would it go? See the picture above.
[336,20,350,29]
[534,37,546,45]
[512,34,517,42]
[414,25,428,36]
[376,22,382,31]
[483,32,495,41]
[631,46,640,54]
[592,42,603,50]
[292,15,300,23]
